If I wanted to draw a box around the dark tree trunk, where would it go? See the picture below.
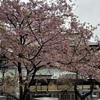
[18,62,23,100]
[23,88,30,100]
[74,77,94,100]
[22,68,37,100]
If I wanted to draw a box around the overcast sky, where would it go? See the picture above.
[21,0,100,41]
[73,0,100,41]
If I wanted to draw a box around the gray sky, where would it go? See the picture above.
[73,0,100,41]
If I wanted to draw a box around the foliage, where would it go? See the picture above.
[0,0,100,100]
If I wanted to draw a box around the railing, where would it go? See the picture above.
[31,89,100,100]
[1,89,100,100]
[31,90,75,100]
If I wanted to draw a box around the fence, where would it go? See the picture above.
[31,90,75,100]
[31,89,100,100]
[1,89,100,100]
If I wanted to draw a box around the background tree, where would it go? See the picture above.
[56,21,100,100]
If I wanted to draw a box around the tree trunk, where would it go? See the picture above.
[74,72,79,100]
[22,68,37,100]
[18,62,23,100]
[23,88,30,100]
[74,77,94,100]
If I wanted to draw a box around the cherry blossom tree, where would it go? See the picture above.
[0,0,77,100]
[0,0,99,100]
[57,22,100,100]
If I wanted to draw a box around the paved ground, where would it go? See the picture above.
[34,97,58,100]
